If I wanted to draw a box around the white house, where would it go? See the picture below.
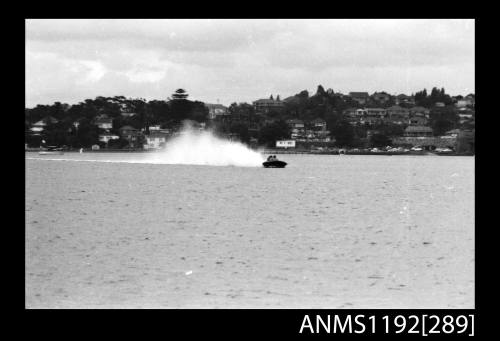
[205,104,229,120]
[144,132,168,150]
[30,116,58,133]
[94,115,113,130]
[98,133,120,144]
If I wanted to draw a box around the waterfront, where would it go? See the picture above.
[25,153,474,308]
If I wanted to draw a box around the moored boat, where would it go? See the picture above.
[39,146,64,155]
[39,151,64,155]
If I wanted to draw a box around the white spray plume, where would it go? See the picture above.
[145,122,265,167]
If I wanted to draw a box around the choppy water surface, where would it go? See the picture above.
[25,153,474,308]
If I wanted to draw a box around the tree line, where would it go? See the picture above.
[25,86,474,149]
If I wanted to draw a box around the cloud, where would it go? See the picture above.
[25,19,474,107]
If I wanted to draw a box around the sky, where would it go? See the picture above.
[25,19,475,108]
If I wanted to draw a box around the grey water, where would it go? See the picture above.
[25,153,474,308]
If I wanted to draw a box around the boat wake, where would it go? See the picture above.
[27,124,265,167]
[144,125,264,167]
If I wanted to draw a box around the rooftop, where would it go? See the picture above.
[387,105,409,111]
[253,98,284,104]
[119,125,138,131]
[205,103,227,109]
[286,119,304,124]
[405,125,433,133]
[349,92,369,97]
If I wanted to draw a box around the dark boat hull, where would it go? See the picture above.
[263,160,287,168]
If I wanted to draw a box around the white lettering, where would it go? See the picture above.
[354,315,366,334]
[316,315,330,333]
[299,315,314,334]
[334,315,352,333]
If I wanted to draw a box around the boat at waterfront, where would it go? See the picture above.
[39,146,64,155]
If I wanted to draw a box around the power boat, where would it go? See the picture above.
[263,155,287,168]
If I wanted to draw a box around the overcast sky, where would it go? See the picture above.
[26,19,474,108]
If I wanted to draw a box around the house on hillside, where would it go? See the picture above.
[98,133,120,144]
[118,125,142,148]
[310,118,327,130]
[93,115,113,130]
[457,94,475,109]
[395,94,415,106]
[120,111,137,118]
[409,106,430,118]
[343,108,366,117]
[286,119,305,129]
[442,129,460,138]
[458,108,474,123]
[30,116,59,134]
[144,132,169,150]
[348,92,369,105]
[371,92,391,104]
[386,105,410,124]
[205,103,229,120]
[286,119,305,139]
[361,116,383,126]
[408,116,428,126]
[365,108,387,118]
[253,97,284,113]
[404,125,433,137]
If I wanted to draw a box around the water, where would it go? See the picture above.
[25,153,474,308]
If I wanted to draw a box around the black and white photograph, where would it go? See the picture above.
[25,19,475,310]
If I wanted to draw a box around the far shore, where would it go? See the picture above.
[25,148,473,156]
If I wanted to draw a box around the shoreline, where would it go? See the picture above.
[26,148,474,156]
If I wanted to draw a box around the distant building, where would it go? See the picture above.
[442,129,460,138]
[409,106,430,118]
[286,119,305,129]
[458,109,474,123]
[205,103,229,120]
[253,97,284,113]
[120,111,137,118]
[118,125,142,148]
[386,105,410,124]
[404,125,433,137]
[276,140,296,148]
[371,92,391,104]
[365,108,387,118]
[30,116,58,133]
[395,94,415,105]
[348,92,370,105]
[408,116,428,126]
[435,102,445,107]
[144,132,168,150]
[94,115,113,130]
[98,133,120,144]
[456,95,474,108]
[366,130,380,138]
[361,116,384,126]
[310,118,327,130]
[343,108,366,117]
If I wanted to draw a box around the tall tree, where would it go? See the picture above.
[172,88,189,100]
[316,85,326,96]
